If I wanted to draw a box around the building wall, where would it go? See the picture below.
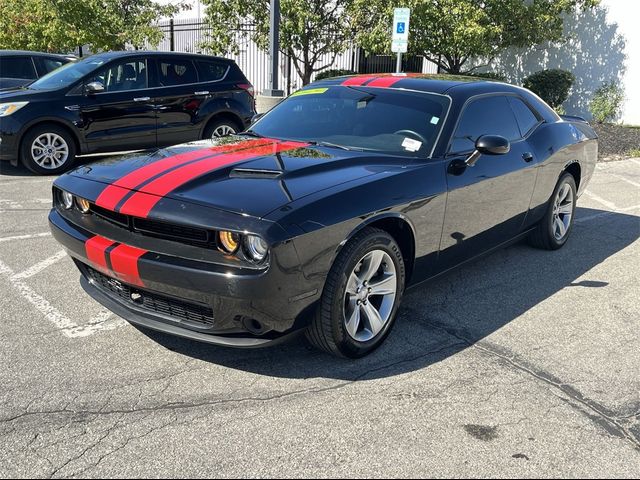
[479,0,638,124]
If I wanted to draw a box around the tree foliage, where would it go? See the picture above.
[351,0,599,74]
[201,0,354,85]
[523,69,575,109]
[589,82,625,123]
[0,0,183,52]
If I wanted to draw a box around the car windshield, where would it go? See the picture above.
[250,85,450,157]
[27,57,107,90]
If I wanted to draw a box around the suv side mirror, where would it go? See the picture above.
[465,135,511,167]
[85,81,105,95]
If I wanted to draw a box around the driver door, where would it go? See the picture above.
[439,95,538,266]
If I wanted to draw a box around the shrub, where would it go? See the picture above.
[523,69,575,109]
[589,82,625,123]
[315,69,356,81]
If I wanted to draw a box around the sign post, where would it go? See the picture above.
[391,8,410,73]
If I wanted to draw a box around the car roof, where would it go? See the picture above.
[312,73,523,96]
[0,50,75,59]
[87,50,234,63]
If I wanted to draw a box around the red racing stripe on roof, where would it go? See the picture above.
[118,140,309,218]
[366,76,405,87]
[341,76,376,86]
[95,138,275,211]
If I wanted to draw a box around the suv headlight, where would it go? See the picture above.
[0,102,29,117]
[244,235,269,262]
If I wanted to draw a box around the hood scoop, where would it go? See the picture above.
[229,168,283,179]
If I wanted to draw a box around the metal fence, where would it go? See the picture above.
[148,18,437,94]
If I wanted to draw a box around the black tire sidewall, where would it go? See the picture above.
[545,173,577,249]
[327,230,406,358]
[21,125,76,175]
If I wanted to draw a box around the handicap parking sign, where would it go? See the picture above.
[397,22,405,34]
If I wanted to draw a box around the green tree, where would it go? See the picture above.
[0,0,183,53]
[201,0,353,85]
[350,0,599,74]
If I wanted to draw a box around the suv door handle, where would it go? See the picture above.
[134,97,151,102]
[522,152,534,162]
[194,91,210,96]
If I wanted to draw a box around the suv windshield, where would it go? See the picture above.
[250,86,450,157]
[28,57,107,90]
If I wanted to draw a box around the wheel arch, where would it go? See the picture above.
[19,120,82,162]
[562,160,581,191]
[339,213,417,283]
[201,110,245,139]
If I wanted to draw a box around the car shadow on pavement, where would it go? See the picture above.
[139,206,639,380]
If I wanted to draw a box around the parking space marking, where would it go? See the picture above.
[0,256,124,338]
[0,232,51,243]
[11,250,67,280]
[583,189,619,210]
[603,172,640,189]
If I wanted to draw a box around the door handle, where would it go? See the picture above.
[522,152,534,162]
[194,91,210,96]
[134,97,151,102]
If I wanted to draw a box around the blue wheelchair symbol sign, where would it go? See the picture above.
[396,22,405,34]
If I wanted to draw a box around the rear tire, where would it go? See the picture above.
[20,124,77,175]
[528,173,577,250]
[306,227,406,358]
[203,117,242,139]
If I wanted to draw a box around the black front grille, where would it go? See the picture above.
[90,205,212,247]
[86,266,215,327]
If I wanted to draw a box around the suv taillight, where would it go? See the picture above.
[237,83,255,97]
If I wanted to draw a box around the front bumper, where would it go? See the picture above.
[49,209,320,347]
[0,116,20,164]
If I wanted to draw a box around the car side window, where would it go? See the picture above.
[88,59,148,92]
[0,56,37,79]
[508,97,540,137]
[41,58,64,74]
[195,60,228,82]
[157,58,198,86]
[450,96,521,153]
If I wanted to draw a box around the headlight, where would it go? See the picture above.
[77,197,91,213]
[218,230,240,254]
[0,102,29,117]
[61,190,74,210]
[244,235,268,262]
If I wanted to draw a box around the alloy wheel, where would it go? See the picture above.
[31,133,69,169]
[344,249,398,342]
[552,182,574,240]
[212,125,236,137]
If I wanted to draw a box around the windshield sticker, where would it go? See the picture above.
[430,116,440,125]
[402,138,422,152]
[291,88,328,97]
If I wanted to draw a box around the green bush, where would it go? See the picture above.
[523,69,575,109]
[589,82,625,123]
[315,69,356,81]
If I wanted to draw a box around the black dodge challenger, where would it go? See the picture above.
[49,74,598,358]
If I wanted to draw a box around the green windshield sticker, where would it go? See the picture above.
[291,88,328,97]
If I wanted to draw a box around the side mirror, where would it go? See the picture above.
[465,135,510,167]
[85,81,105,95]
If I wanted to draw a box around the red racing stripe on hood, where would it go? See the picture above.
[85,236,116,274]
[118,140,309,218]
[95,138,276,211]
[109,243,147,287]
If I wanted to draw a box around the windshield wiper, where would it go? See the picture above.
[238,130,265,138]
[308,141,361,151]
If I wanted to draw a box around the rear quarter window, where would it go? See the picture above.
[508,97,540,137]
[195,60,228,82]
[0,56,37,79]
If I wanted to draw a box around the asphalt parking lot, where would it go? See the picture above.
[0,158,639,478]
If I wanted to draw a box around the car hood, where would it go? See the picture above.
[0,86,50,100]
[67,137,399,218]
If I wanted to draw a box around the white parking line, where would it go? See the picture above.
[0,232,51,243]
[0,256,124,338]
[11,250,67,280]
[583,190,619,210]
[604,172,640,189]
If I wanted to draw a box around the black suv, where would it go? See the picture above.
[0,51,256,174]
[0,50,76,90]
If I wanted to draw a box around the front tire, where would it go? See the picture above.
[20,124,77,175]
[306,227,406,358]
[528,172,577,250]
[203,118,241,139]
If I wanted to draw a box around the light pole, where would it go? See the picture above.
[263,0,284,97]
